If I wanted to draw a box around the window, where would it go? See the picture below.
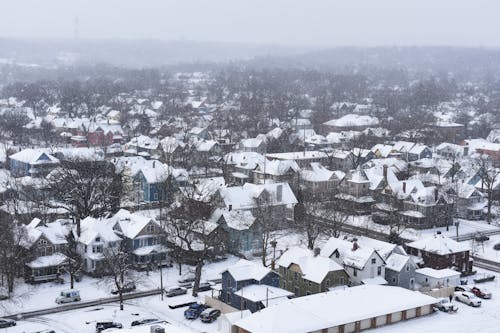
[154,192,158,200]
[353,268,357,277]
[335,252,340,259]
[38,239,48,246]
[294,286,299,297]
[377,266,382,276]
[371,258,376,264]
[294,272,298,281]
[92,245,103,253]
[392,277,396,283]
[95,237,101,242]
[339,277,344,285]
[308,281,312,288]
[283,281,286,289]
[147,224,155,233]
[325,279,330,287]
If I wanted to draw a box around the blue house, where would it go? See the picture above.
[407,145,432,161]
[134,161,171,202]
[220,259,291,313]
[9,149,59,178]
[209,208,262,254]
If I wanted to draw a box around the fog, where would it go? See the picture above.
[1,0,500,47]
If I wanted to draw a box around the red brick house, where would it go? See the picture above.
[405,232,473,275]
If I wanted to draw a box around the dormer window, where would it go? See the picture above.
[147,224,155,233]
[95,237,101,242]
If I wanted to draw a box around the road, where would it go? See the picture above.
[4,289,162,320]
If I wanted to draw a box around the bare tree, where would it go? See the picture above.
[63,232,83,289]
[45,158,123,236]
[476,155,500,224]
[101,240,130,311]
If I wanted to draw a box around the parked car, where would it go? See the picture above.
[166,286,187,297]
[200,309,221,323]
[494,243,500,250]
[96,321,122,333]
[471,286,492,299]
[131,318,160,326]
[454,285,471,292]
[196,282,212,292]
[475,234,490,242]
[0,318,16,328]
[433,298,458,313]
[184,303,207,320]
[454,291,482,307]
[55,290,81,304]
[111,282,136,295]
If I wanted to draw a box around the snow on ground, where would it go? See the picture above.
[372,268,500,333]
[469,234,500,263]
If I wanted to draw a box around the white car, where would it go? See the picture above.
[433,298,458,313]
[454,291,481,307]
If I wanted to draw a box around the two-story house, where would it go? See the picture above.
[24,218,69,283]
[406,232,473,274]
[277,247,349,297]
[320,237,386,285]
[109,209,168,269]
[299,163,345,201]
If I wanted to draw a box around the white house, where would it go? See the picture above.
[415,267,460,288]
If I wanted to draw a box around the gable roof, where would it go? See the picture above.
[407,233,470,255]
[218,183,297,210]
[320,237,382,270]
[224,259,274,282]
[111,209,158,239]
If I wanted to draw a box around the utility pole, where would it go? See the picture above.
[159,262,164,301]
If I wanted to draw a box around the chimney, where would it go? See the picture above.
[228,204,232,211]
[153,161,156,168]
[383,164,388,181]
[314,248,321,257]
[434,188,439,202]
[402,181,406,193]
[352,240,359,251]
[276,184,283,202]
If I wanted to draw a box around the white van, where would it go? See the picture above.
[55,290,81,304]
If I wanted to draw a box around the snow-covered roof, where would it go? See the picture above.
[9,149,59,165]
[195,140,217,152]
[320,237,380,270]
[137,160,170,183]
[323,114,379,128]
[266,151,328,161]
[254,159,300,176]
[224,152,265,170]
[77,216,122,245]
[126,135,160,150]
[300,162,343,182]
[218,182,297,210]
[407,233,470,255]
[277,247,344,284]
[415,267,461,279]
[223,259,273,282]
[240,137,265,148]
[211,208,256,231]
[111,209,158,239]
[238,284,293,303]
[27,252,67,268]
[234,285,437,333]
[385,253,410,272]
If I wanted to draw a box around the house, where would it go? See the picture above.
[415,267,461,288]
[436,142,466,159]
[252,159,300,190]
[407,144,432,161]
[329,149,355,171]
[109,209,168,269]
[9,149,59,178]
[223,152,265,185]
[444,182,486,220]
[220,259,289,313]
[209,208,260,254]
[320,237,386,285]
[266,151,329,169]
[385,253,417,290]
[24,218,69,283]
[277,247,349,297]
[406,232,473,274]
[234,285,437,333]
[125,135,161,159]
[336,168,375,214]
[321,114,380,133]
[299,163,345,201]
[238,137,267,154]
[134,161,172,202]
[75,216,123,276]
[216,182,298,228]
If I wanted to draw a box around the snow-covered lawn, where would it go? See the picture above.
[469,234,500,263]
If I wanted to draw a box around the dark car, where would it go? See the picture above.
[196,282,212,292]
[0,318,16,328]
[166,286,187,297]
[494,243,500,250]
[131,318,160,326]
[200,309,221,323]
[475,234,490,242]
[184,303,207,320]
[111,282,136,295]
[95,321,122,333]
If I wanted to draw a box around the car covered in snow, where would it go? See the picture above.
[130,318,160,326]
[111,282,136,295]
[454,291,482,307]
[166,286,187,297]
[200,308,221,323]
[471,286,492,299]
[96,321,123,333]
[184,303,208,319]
[55,290,81,304]
[433,298,458,313]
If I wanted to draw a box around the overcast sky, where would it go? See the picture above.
[1,0,499,47]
